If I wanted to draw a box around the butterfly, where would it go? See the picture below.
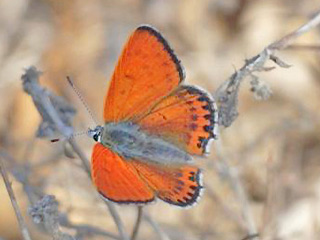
[88,25,218,207]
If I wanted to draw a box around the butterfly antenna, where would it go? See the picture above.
[66,76,98,126]
[50,130,89,143]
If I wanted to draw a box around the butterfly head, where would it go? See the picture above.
[88,125,104,142]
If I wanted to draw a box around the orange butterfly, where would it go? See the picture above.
[88,25,218,207]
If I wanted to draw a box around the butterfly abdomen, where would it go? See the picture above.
[101,122,192,165]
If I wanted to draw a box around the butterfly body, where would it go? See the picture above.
[97,122,192,165]
[89,25,218,207]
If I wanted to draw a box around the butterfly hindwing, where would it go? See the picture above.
[137,85,218,155]
[130,160,203,207]
[91,143,155,204]
[104,25,184,122]
[91,143,202,207]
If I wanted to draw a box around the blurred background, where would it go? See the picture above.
[1,0,320,239]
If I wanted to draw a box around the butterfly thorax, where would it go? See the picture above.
[90,122,192,165]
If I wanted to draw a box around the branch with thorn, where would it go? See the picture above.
[215,10,320,127]
[212,10,320,240]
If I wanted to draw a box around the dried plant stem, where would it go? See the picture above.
[1,149,120,240]
[106,203,130,240]
[205,186,247,231]
[241,233,260,240]
[65,77,131,240]
[21,67,130,240]
[268,11,320,50]
[215,140,258,239]
[69,139,130,240]
[286,44,320,51]
[212,9,320,240]
[131,206,143,240]
[216,10,320,127]
[67,139,91,177]
[0,157,32,240]
[143,213,171,240]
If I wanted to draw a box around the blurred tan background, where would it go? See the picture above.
[1,0,320,239]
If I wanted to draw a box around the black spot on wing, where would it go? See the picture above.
[158,169,203,207]
[183,85,219,153]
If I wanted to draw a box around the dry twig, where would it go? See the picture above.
[212,10,320,240]
[130,206,143,240]
[214,141,259,239]
[143,213,171,240]
[286,44,320,51]
[215,10,320,127]
[0,156,32,240]
[29,195,75,240]
[21,66,172,240]
[2,149,121,240]
[21,67,130,240]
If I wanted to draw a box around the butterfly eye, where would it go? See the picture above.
[93,133,100,142]
[88,125,103,142]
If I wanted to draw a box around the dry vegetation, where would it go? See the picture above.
[1,1,320,240]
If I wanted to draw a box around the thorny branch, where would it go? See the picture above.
[215,10,320,127]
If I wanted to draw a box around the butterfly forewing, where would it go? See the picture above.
[103,25,184,123]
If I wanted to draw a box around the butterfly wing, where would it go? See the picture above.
[104,25,184,122]
[91,143,155,204]
[137,85,218,155]
[91,143,201,206]
[130,160,203,207]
